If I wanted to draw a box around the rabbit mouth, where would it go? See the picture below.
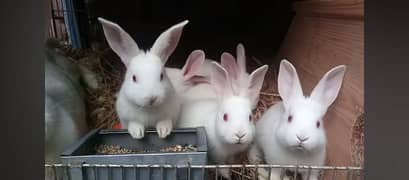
[292,144,306,151]
[143,103,157,108]
[141,99,163,108]
[234,139,250,146]
[225,138,248,146]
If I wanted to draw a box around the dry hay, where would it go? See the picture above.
[95,144,198,155]
[351,112,364,167]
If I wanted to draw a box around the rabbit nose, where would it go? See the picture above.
[149,96,157,105]
[296,135,309,143]
[235,133,246,139]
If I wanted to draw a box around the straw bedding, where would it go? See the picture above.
[351,112,364,167]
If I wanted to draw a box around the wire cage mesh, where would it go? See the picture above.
[49,0,91,49]
[49,0,70,43]
[45,163,363,180]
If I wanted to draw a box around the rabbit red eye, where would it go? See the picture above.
[316,121,321,128]
[288,115,292,123]
[132,75,137,83]
[160,73,164,81]
[223,113,228,122]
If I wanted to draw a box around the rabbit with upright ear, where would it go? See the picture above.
[98,18,188,139]
[177,54,268,179]
[221,43,266,109]
[248,60,347,180]
[178,43,268,105]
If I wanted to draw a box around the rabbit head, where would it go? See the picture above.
[275,59,346,153]
[221,44,268,109]
[209,55,266,147]
[98,18,188,107]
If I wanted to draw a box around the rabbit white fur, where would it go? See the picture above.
[177,57,268,179]
[248,60,346,180]
[45,46,96,180]
[98,18,188,139]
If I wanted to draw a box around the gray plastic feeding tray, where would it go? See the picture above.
[60,127,208,180]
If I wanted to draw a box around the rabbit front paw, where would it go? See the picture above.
[128,122,145,139]
[156,119,173,138]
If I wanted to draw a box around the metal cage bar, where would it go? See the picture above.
[48,0,90,48]
[45,163,363,180]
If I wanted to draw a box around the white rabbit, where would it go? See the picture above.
[248,60,347,180]
[177,57,268,179]
[221,43,263,109]
[98,18,188,139]
[45,46,96,180]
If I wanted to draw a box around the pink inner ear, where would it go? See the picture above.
[182,61,201,79]
[150,20,189,63]
[182,69,189,76]
[236,43,247,74]
[182,51,204,79]
[186,75,210,85]
[221,53,239,81]
[247,65,268,102]
[210,62,232,97]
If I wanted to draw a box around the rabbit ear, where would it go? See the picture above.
[150,20,189,64]
[278,59,304,108]
[184,75,210,86]
[310,65,347,108]
[248,65,268,103]
[236,43,247,74]
[221,52,239,81]
[98,17,140,67]
[210,61,233,97]
[181,50,205,81]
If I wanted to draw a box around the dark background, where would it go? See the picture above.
[82,0,294,67]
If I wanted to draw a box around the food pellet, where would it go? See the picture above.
[95,144,198,155]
